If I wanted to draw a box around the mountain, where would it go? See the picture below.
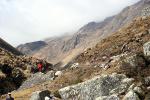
[1,0,150,99]
[17,41,47,55]
[8,15,150,100]
[17,0,149,66]
[0,38,22,55]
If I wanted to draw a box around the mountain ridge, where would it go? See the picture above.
[0,38,22,55]
[17,0,148,66]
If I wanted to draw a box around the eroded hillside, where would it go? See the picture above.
[76,16,150,66]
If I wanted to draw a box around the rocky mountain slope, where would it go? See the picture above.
[58,16,150,100]
[5,14,150,100]
[2,0,150,99]
[17,0,150,66]
[0,38,22,55]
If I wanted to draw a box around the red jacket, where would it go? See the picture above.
[37,63,42,71]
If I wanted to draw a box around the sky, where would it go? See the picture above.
[0,0,140,46]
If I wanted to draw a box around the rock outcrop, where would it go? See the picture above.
[122,90,140,100]
[19,71,55,90]
[30,90,51,100]
[59,73,134,100]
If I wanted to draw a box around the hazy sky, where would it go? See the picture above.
[0,0,139,46]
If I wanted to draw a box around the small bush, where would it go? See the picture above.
[53,90,61,98]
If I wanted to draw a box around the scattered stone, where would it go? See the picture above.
[142,6,150,17]
[70,63,79,69]
[110,53,128,63]
[55,71,63,77]
[99,62,110,70]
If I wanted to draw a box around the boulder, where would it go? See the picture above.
[30,90,51,100]
[19,71,54,90]
[122,54,145,69]
[59,73,134,100]
[122,90,140,100]
[118,54,145,76]
[143,41,150,61]
[133,86,145,97]
[96,95,120,100]
[110,78,134,95]
[30,91,40,100]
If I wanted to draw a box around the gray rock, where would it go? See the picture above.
[96,95,120,100]
[30,91,40,100]
[109,84,129,95]
[19,71,54,90]
[30,90,51,100]
[59,73,134,100]
[122,90,140,100]
[122,54,145,69]
[133,86,145,97]
[118,54,145,76]
[143,41,150,61]
[110,78,134,95]
[55,71,63,77]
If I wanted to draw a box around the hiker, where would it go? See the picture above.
[37,62,43,72]
[6,93,14,100]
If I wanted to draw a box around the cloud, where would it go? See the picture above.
[0,0,140,46]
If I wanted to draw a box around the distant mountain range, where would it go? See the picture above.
[17,0,150,66]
